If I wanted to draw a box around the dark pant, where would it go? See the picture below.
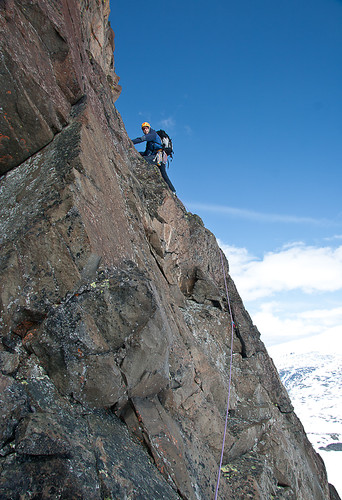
[141,153,157,163]
[141,154,176,193]
[158,163,176,193]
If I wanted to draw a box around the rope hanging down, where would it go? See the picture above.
[214,250,235,500]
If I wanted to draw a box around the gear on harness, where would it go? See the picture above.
[153,149,168,167]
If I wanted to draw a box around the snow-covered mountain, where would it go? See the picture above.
[269,347,342,497]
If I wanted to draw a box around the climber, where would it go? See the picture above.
[131,122,176,194]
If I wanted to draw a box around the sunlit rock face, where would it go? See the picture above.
[0,1,337,499]
[0,0,121,175]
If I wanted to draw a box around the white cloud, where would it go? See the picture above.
[254,301,316,335]
[299,306,342,322]
[220,242,342,300]
[325,234,342,241]
[188,203,333,225]
[268,325,342,355]
[252,301,342,346]
[138,112,152,120]
[159,117,175,129]
[219,240,342,349]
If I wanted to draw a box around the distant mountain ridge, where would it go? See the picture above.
[272,349,342,495]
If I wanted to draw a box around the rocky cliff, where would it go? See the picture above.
[0,1,339,499]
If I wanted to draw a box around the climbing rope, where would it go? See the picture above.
[214,249,235,500]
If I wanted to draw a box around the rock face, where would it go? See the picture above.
[0,0,120,175]
[0,1,339,499]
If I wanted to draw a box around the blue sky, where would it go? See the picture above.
[109,0,342,350]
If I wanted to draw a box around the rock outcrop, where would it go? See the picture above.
[0,1,339,499]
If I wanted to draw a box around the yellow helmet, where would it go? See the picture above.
[141,122,150,129]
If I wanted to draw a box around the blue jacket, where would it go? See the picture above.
[132,128,162,156]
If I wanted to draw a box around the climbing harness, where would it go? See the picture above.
[214,249,235,500]
[153,149,167,167]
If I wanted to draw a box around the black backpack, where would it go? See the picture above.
[157,130,173,159]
